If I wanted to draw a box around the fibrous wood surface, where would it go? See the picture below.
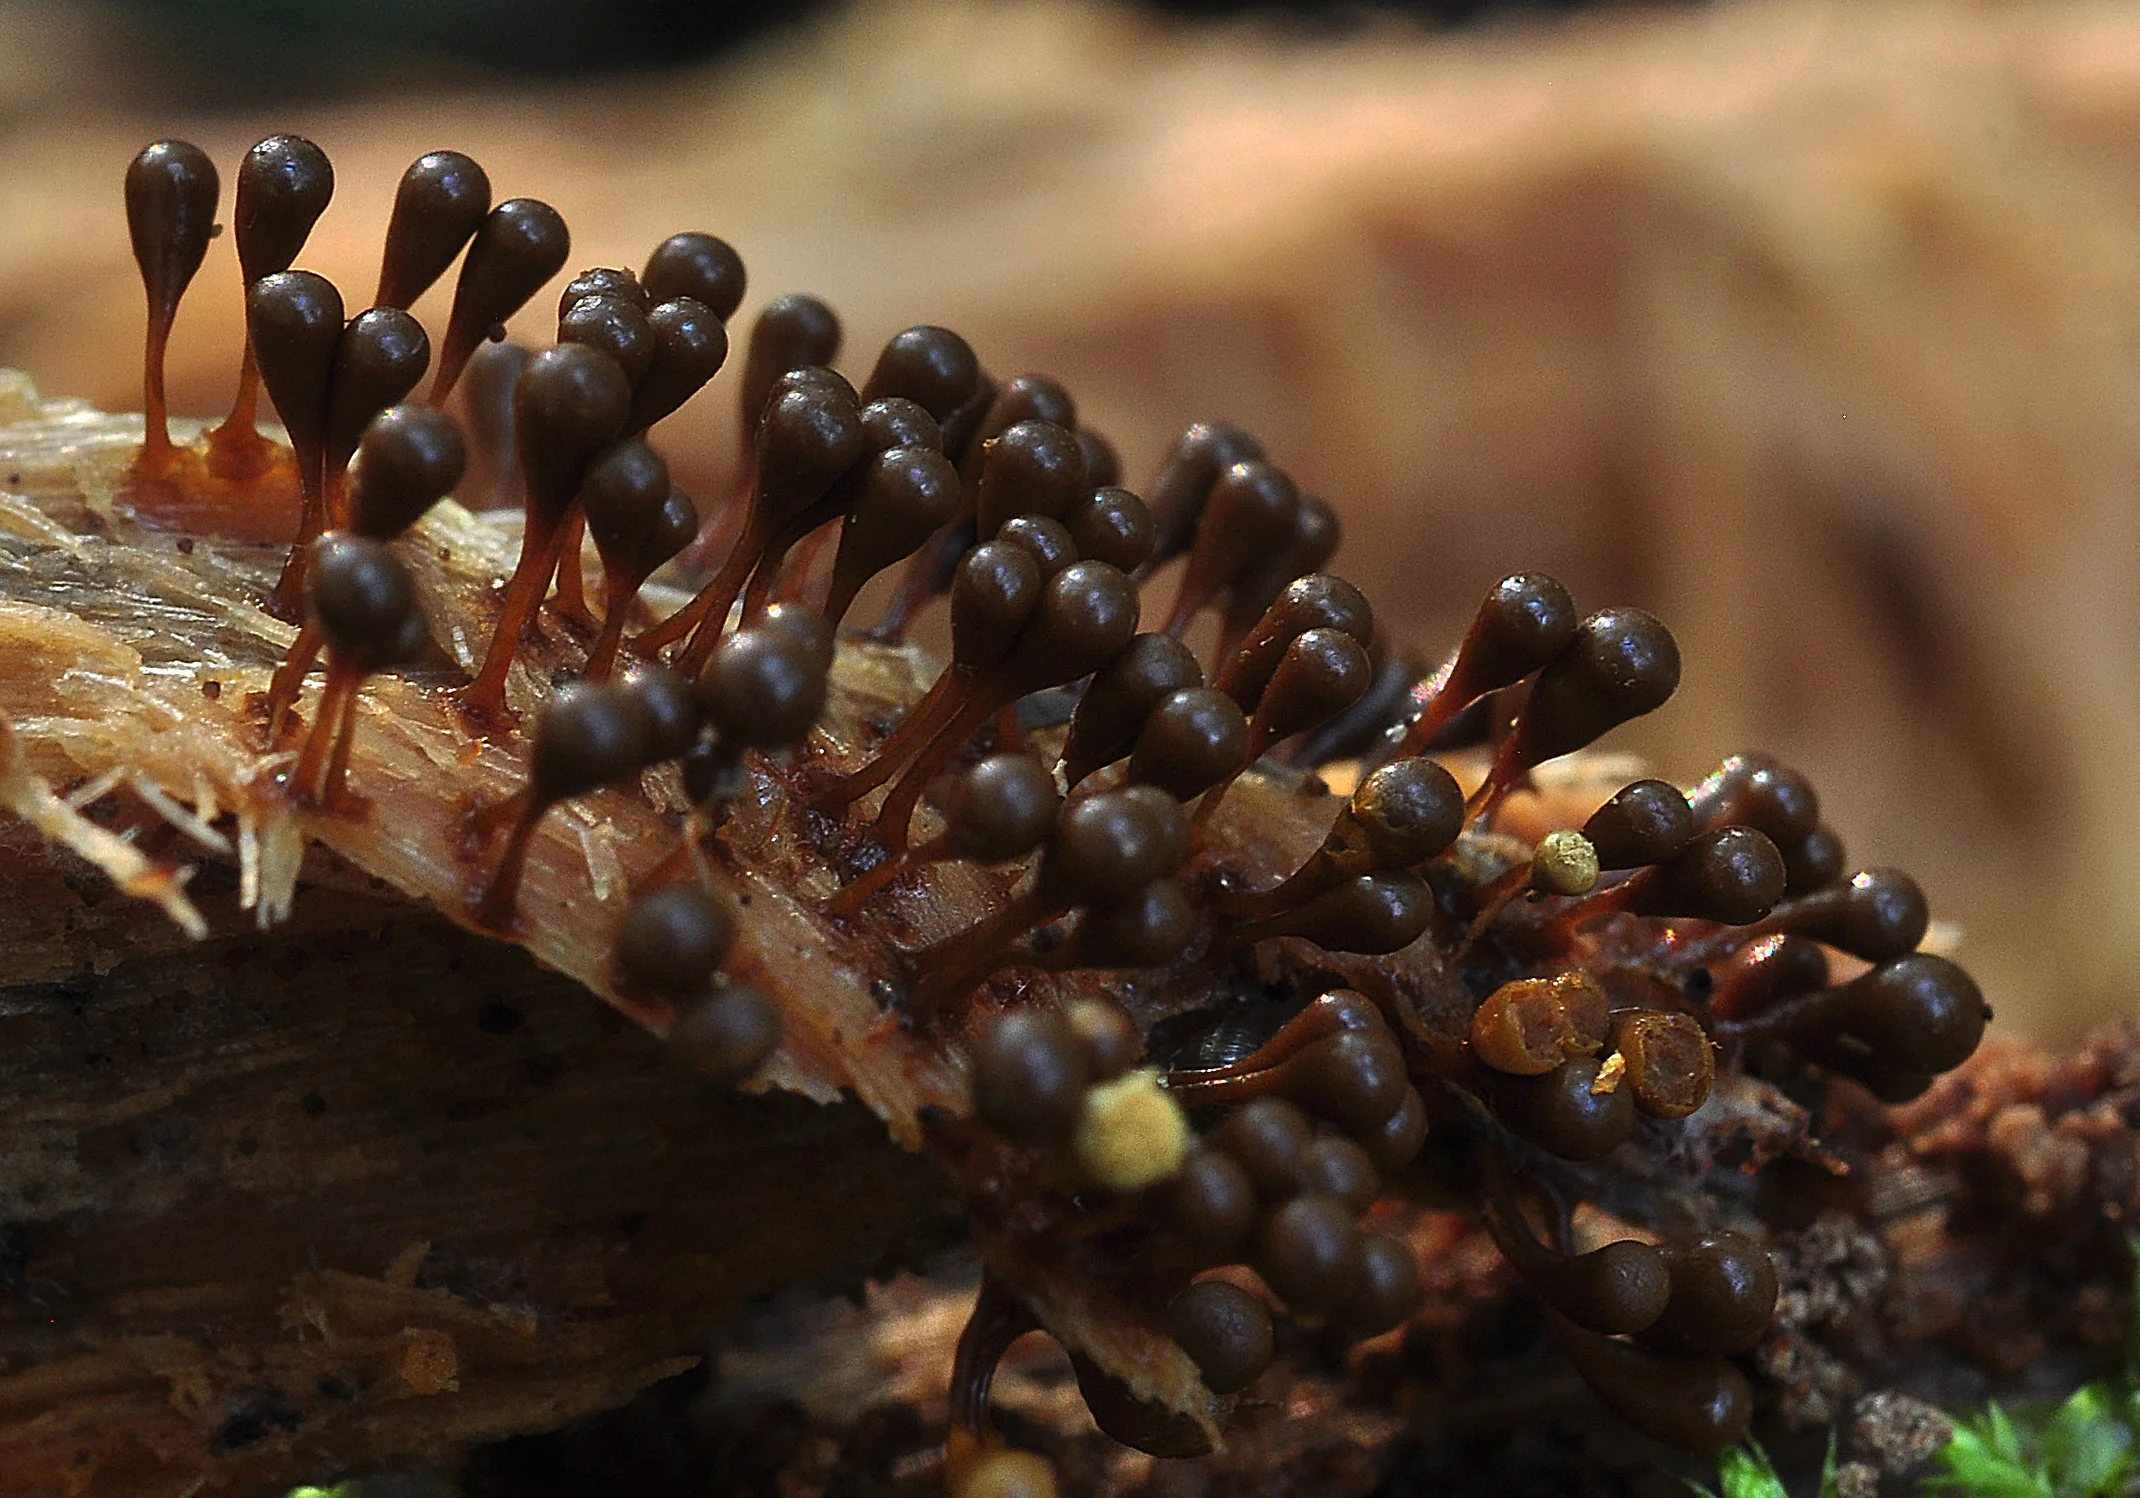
[0,376,1372,1493]
[0,376,977,1496]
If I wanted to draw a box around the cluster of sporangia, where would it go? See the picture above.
[123,134,1991,1495]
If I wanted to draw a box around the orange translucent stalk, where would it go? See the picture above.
[205,344,276,482]
[454,519,573,729]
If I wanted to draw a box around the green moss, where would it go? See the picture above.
[1700,1238,2140,1498]
[1689,1434,1841,1498]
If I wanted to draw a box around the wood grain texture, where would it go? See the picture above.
[0,824,956,1497]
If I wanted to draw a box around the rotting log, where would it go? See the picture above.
[0,342,2099,1498]
[0,827,958,1498]
[0,372,965,1496]
[0,368,1423,1493]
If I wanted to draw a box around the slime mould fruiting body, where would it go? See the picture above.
[0,132,1990,1492]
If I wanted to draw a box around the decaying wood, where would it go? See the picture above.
[0,370,2127,1496]
[0,375,988,1497]
[0,831,955,1498]
[5,3,2140,1478]
[0,375,1381,1493]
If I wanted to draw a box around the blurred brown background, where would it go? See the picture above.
[2,0,2136,1042]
